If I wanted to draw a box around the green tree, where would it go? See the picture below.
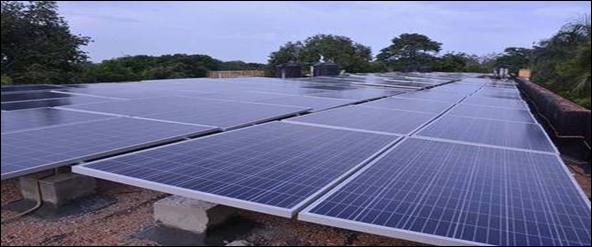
[376,33,442,71]
[434,52,468,72]
[494,47,531,75]
[433,52,493,73]
[267,35,372,75]
[530,15,591,108]
[1,1,91,84]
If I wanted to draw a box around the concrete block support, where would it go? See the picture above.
[154,195,237,234]
[19,172,97,207]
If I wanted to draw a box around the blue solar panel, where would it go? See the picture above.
[286,105,436,135]
[463,96,527,110]
[252,95,355,111]
[62,96,310,130]
[301,138,591,246]
[1,91,70,102]
[1,84,64,93]
[310,88,401,100]
[74,122,400,217]
[417,114,556,153]
[361,97,454,114]
[1,117,218,180]
[394,90,465,103]
[1,96,117,111]
[449,104,535,123]
[1,108,111,133]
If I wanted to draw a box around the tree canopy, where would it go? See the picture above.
[1,1,91,84]
[267,34,372,75]
[529,16,591,108]
[376,33,442,71]
[493,47,531,74]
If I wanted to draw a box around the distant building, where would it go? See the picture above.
[312,61,340,76]
[276,63,302,78]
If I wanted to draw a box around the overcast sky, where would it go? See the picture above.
[58,1,591,63]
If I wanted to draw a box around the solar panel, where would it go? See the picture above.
[394,90,465,103]
[310,88,401,100]
[417,114,556,153]
[61,96,310,130]
[285,105,435,135]
[1,107,111,133]
[73,122,400,217]
[449,104,535,123]
[463,96,527,110]
[194,91,284,102]
[1,84,64,93]
[1,96,118,111]
[300,138,591,246]
[1,91,72,102]
[360,97,454,114]
[1,117,218,180]
[253,95,355,111]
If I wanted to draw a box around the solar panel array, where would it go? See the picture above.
[74,122,400,217]
[299,78,590,246]
[3,75,589,246]
[2,117,218,179]
[301,138,590,246]
[1,76,417,179]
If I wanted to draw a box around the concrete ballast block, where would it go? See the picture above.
[154,195,237,234]
[19,173,97,206]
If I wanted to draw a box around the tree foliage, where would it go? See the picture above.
[267,34,372,75]
[376,33,442,71]
[493,47,531,74]
[530,16,591,108]
[1,1,91,83]
[83,54,265,83]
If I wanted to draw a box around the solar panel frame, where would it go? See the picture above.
[73,122,402,218]
[1,117,220,180]
[299,138,591,246]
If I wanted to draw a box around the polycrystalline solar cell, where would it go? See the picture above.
[62,96,310,129]
[1,117,217,180]
[253,95,355,111]
[1,91,72,102]
[74,122,400,217]
[301,138,591,246]
[394,90,465,103]
[417,114,555,152]
[1,108,111,133]
[449,104,535,123]
[463,96,527,109]
[287,105,435,135]
[1,96,117,111]
[361,97,453,114]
